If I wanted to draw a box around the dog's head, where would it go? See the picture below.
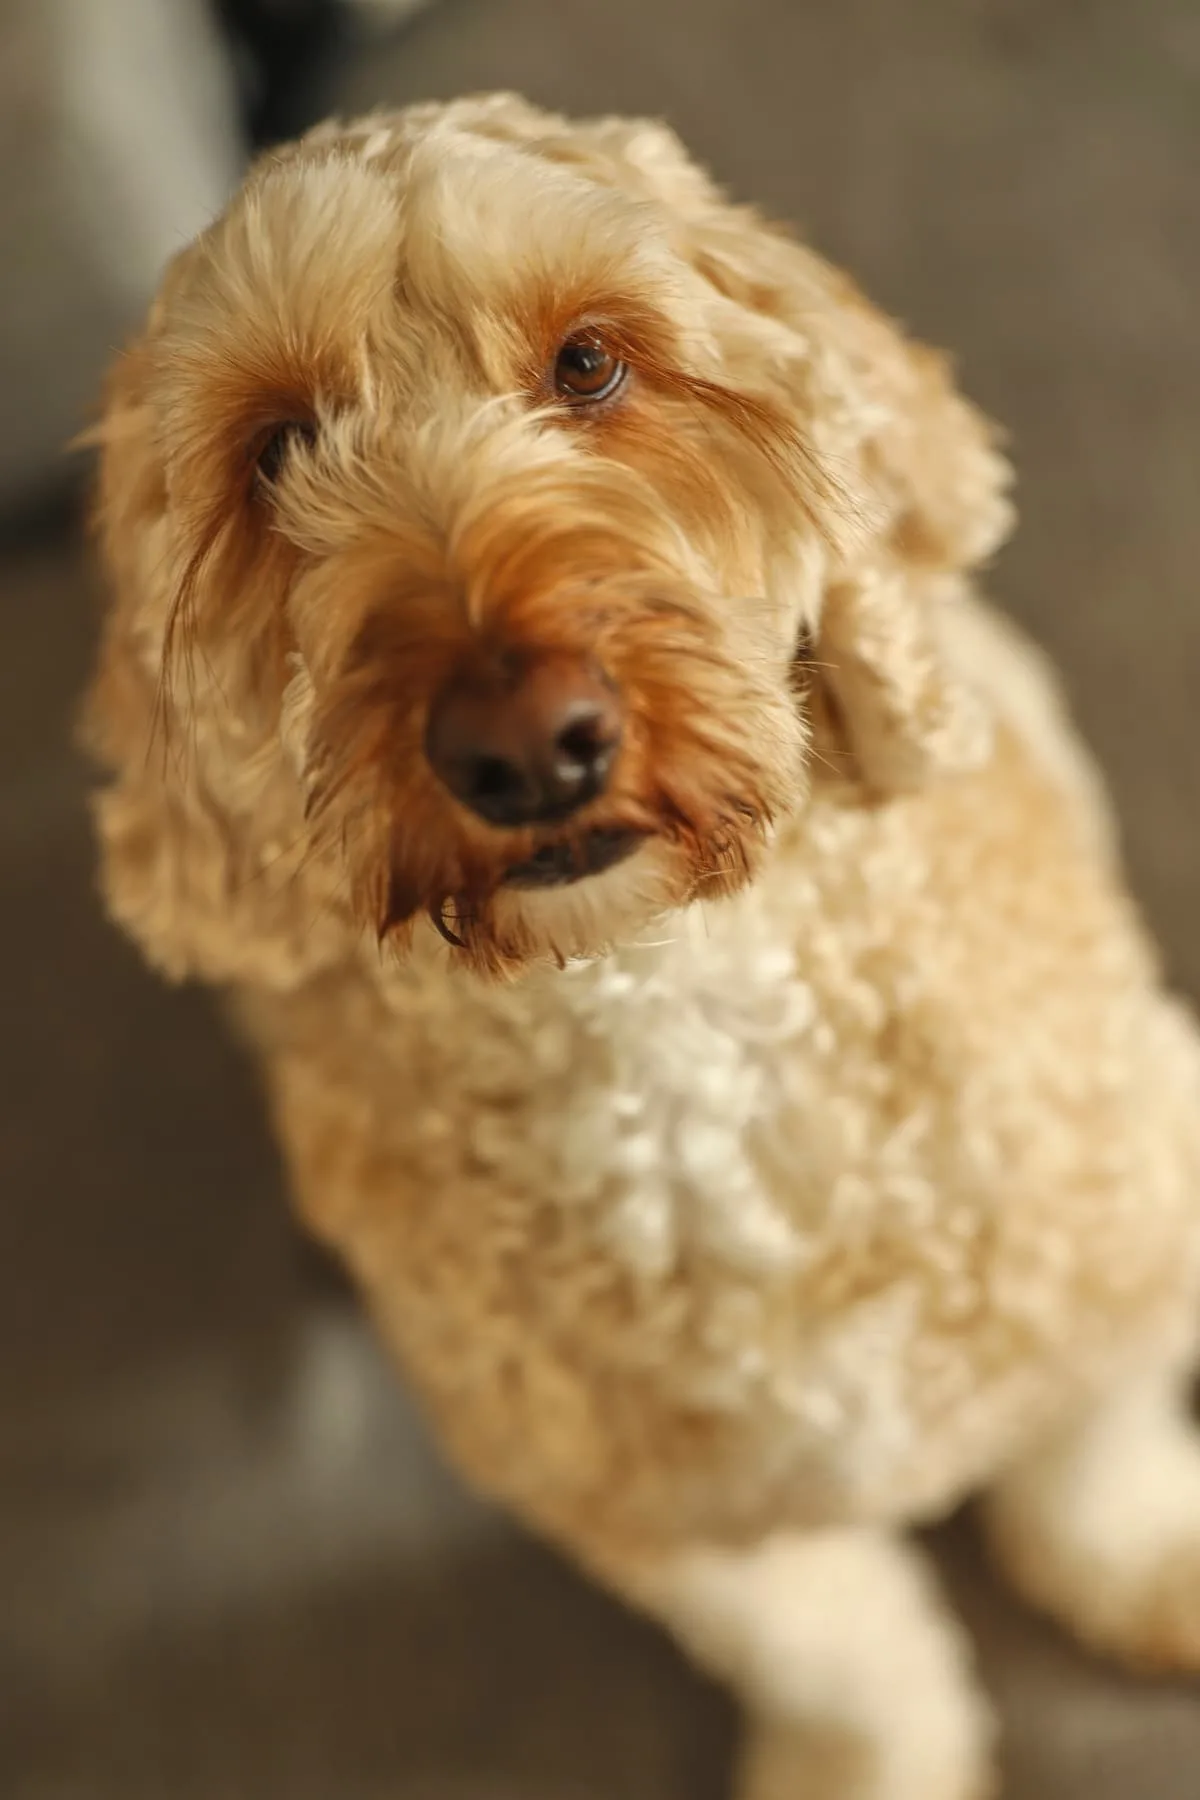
[84,95,1010,983]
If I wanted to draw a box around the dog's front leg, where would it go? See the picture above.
[609,1526,995,1800]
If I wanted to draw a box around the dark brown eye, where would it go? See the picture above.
[553,333,627,403]
[255,420,317,484]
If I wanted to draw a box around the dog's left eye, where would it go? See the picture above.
[553,333,627,403]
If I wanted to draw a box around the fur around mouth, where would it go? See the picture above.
[502,827,644,890]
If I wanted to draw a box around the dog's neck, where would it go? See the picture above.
[378,802,840,1066]
[355,807,869,1285]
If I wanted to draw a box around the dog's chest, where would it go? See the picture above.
[279,783,1200,1535]
[378,877,862,1295]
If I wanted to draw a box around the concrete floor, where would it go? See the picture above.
[3,2,1200,1795]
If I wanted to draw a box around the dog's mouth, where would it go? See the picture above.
[501,827,645,890]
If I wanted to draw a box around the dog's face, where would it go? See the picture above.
[87,97,1009,982]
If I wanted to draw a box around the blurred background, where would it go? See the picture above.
[2,2,1199,1796]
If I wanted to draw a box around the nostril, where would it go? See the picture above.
[471,754,525,801]
[555,714,611,773]
[557,720,604,770]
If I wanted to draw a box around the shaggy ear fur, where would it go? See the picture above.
[450,96,1013,792]
[80,284,346,991]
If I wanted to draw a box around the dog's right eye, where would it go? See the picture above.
[254,420,317,485]
[553,332,627,404]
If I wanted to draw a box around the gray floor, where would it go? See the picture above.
[3,2,1200,1795]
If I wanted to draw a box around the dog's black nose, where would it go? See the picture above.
[425,653,623,828]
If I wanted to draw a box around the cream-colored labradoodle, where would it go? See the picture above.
[82,94,1200,1800]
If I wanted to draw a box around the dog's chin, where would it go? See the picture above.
[500,826,647,891]
[379,807,770,977]
[378,829,680,977]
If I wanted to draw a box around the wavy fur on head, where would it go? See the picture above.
[83,91,1008,982]
[83,96,1200,1800]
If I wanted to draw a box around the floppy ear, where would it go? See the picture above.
[690,218,1012,792]
[79,282,344,991]
[465,99,1013,793]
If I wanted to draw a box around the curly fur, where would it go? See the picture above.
[82,94,1200,1800]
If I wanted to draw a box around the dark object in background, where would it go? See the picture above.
[294,1226,360,1304]
[215,0,357,147]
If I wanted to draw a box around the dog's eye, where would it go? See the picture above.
[553,333,627,404]
[254,420,317,484]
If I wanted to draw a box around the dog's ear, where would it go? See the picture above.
[489,102,1012,793]
[668,182,1011,792]
[80,287,340,990]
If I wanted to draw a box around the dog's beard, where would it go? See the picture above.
[305,647,796,978]
[411,809,767,967]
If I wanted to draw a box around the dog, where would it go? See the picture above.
[81,92,1200,1799]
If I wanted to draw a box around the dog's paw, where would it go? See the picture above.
[735,1699,996,1800]
[635,1531,995,1800]
[985,1381,1200,1676]
[1121,1545,1200,1674]
[995,1525,1200,1677]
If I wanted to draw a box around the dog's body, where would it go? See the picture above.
[249,592,1200,1555]
[84,95,1200,1800]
